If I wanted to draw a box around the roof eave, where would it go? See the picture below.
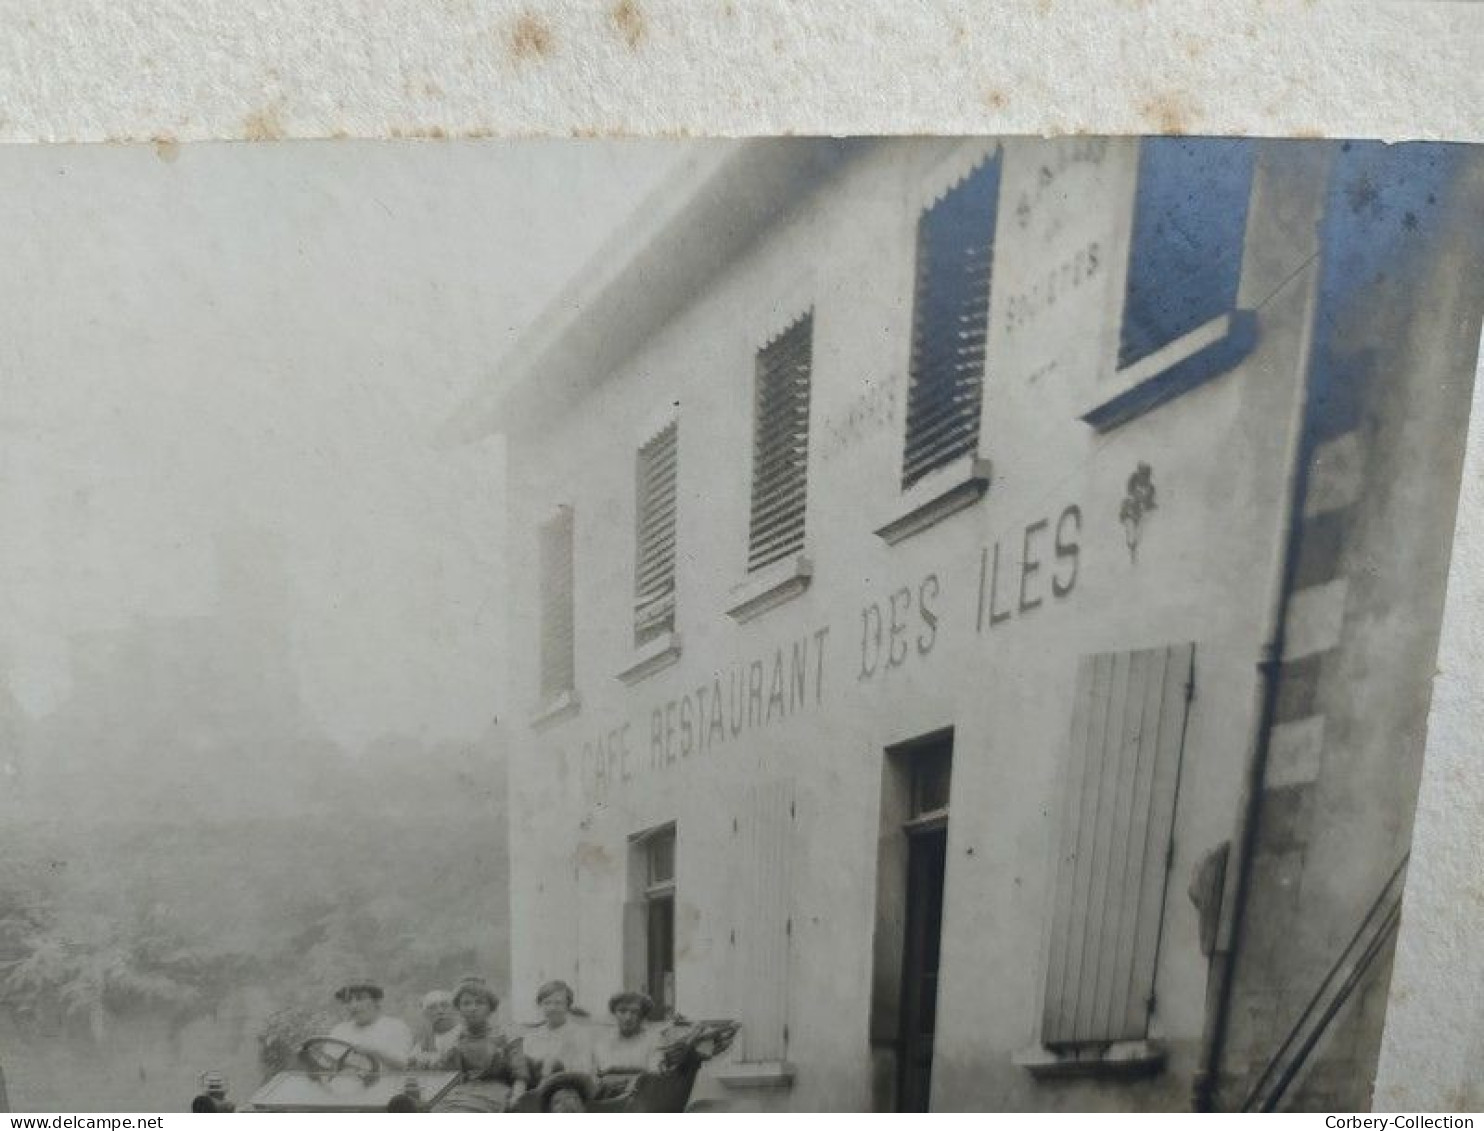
[441,138,871,447]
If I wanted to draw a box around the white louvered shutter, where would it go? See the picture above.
[634,422,678,644]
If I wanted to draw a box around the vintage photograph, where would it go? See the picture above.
[0,136,1480,1113]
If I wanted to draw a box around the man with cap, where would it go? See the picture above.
[328,981,414,1070]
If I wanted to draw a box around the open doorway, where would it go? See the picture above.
[869,729,953,1112]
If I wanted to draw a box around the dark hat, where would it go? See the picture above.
[607,990,654,1018]
[540,1071,598,1108]
[535,979,575,1007]
[334,982,384,1003]
[453,977,500,1011]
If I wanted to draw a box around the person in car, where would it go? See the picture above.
[327,982,413,1070]
[521,979,597,1084]
[592,990,667,1099]
[408,989,462,1067]
[430,978,528,1113]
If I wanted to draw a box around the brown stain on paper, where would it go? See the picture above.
[1140,92,1194,135]
[243,105,286,141]
[152,136,181,163]
[402,76,447,100]
[510,13,554,60]
[387,124,450,140]
[984,88,1009,110]
[612,0,646,48]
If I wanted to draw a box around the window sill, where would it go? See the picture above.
[1013,1039,1166,1080]
[726,554,813,623]
[617,630,682,686]
[531,689,581,731]
[875,456,992,546]
[715,1061,796,1090]
[1082,310,1257,433]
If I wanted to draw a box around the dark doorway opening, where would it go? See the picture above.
[899,820,947,1111]
[870,729,953,1112]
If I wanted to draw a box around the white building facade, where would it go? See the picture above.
[463,139,1484,1110]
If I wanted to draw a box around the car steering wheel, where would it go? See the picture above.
[297,1037,382,1077]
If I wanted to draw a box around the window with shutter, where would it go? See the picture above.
[537,507,575,700]
[625,825,677,1016]
[749,313,814,573]
[1119,138,1255,369]
[634,422,678,646]
[902,153,1001,491]
[1041,644,1195,1049]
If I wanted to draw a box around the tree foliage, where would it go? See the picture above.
[0,736,509,1060]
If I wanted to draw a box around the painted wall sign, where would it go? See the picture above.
[818,381,898,464]
[583,723,635,793]
[1012,139,1111,232]
[1026,358,1059,386]
[976,504,1081,631]
[580,627,831,801]
[1119,463,1157,562]
[1003,241,1103,337]
[647,626,831,767]
[577,502,1088,801]
[858,572,941,682]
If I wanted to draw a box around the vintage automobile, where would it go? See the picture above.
[512,1018,740,1113]
[191,1018,739,1113]
[191,1040,462,1113]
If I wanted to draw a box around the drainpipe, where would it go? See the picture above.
[1190,211,1327,1112]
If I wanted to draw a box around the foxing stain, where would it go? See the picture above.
[1140,92,1194,135]
[243,105,285,141]
[510,13,554,60]
[612,0,645,49]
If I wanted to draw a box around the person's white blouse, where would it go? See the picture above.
[592,1024,665,1074]
[521,1020,597,1076]
[328,1015,414,1068]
